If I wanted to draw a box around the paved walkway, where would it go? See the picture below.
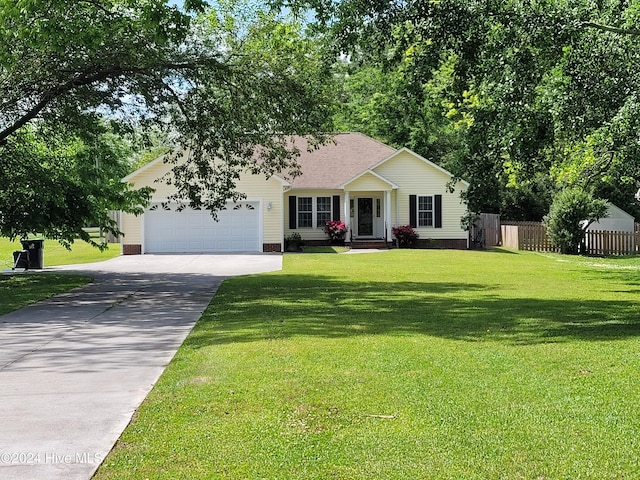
[0,254,282,480]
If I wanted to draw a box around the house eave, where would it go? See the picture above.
[340,169,399,190]
[122,150,176,182]
[371,147,471,188]
[287,186,344,191]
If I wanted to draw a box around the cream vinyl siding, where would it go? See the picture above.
[285,190,342,241]
[120,212,142,245]
[234,173,283,245]
[125,157,175,197]
[344,172,394,191]
[121,155,284,249]
[373,151,467,239]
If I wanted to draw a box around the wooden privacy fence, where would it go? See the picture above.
[501,221,640,255]
[470,213,501,247]
[585,230,640,256]
[501,221,558,252]
[480,213,501,246]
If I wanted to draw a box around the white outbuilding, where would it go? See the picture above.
[586,204,635,232]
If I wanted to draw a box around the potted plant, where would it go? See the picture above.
[324,220,348,244]
[392,225,418,248]
[285,232,305,252]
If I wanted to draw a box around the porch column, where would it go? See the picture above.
[385,190,392,242]
[344,191,351,242]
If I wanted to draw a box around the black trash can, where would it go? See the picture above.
[13,250,30,269]
[20,239,44,269]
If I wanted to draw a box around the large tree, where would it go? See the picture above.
[0,0,333,245]
[0,121,153,247]
[290,0,640,221]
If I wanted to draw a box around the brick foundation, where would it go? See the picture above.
[122,244,142,255]
[391,238,468,250]
[302,239,342,247]
[412,238,468,250]
[303,239,468,249]
[263,243,282,253]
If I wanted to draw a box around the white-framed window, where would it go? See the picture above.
[293,195,338,229]
[418,195,433,227]
[316,197,332,228]
[298,197,313,228]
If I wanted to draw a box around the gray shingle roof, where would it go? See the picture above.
[284,133,397,189]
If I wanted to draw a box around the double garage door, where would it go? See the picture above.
[144,202,260,253]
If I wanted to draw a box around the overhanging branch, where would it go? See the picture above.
[0,56,228,142]
[583,21,640,36]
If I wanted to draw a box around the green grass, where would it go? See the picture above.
[0,236,120,269]
[0,237,120,315]
[0,274,90,316]
[94,249,640,479]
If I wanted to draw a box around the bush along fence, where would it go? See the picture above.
[500,221,640,255]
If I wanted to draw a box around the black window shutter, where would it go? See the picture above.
[289,196,297,229]
[409,195,417,228]
[332,195,341,221]
[434,194,442,228]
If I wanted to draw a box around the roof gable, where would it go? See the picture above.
[286,133,396,189]
[372,147,470,187]
[123,134,468,192]
[122,151,171,183]
[124,149,290,187]
[606,203,635,221]
[341,169,399,190]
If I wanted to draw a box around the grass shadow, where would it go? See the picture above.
[483,247,520,254]
[186,273,640,349]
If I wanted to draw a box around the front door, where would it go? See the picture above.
[357,198,373,236]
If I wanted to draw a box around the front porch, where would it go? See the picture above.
[341,171,398,246]
[343,191,394,244]
[349,238,390,249]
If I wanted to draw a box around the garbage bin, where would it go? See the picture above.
[13,250,30,269]
[20,239,44,269]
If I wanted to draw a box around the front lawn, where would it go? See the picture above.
[0,274,90,316]
[95,249,640,479]
[0,237,120,315]
[0,237,120,270]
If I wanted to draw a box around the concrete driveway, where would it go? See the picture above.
[0,254,282,480]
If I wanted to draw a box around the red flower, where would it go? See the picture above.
[392,225,418,247]
[325,220,348,240]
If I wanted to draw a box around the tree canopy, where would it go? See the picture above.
[286,0,640,221]
[0,0,333,246]
[5,0,640,248]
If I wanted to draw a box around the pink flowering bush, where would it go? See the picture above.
[324,220,348,242]
[392,225,418,248]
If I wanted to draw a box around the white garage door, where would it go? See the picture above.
[144,202,260,253]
